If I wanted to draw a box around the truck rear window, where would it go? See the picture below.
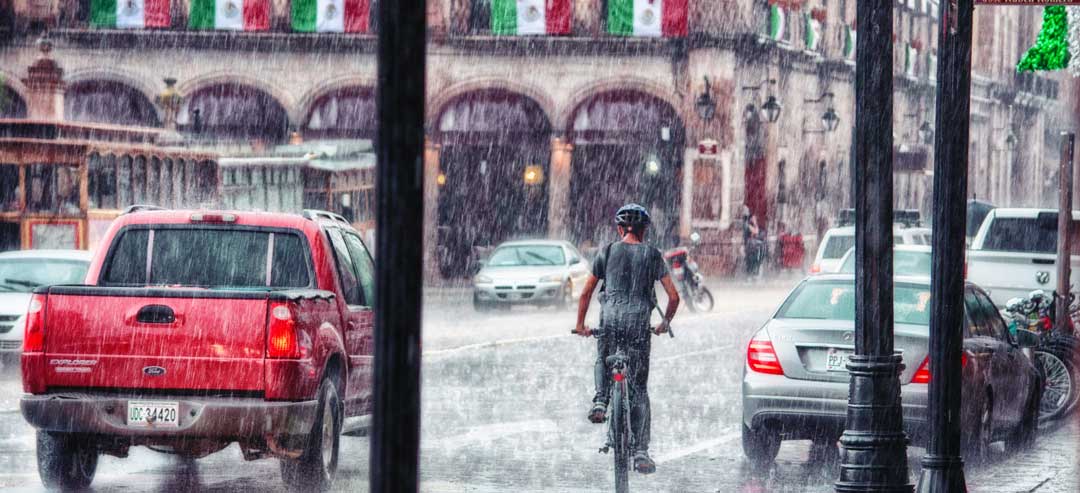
[981,217,1080,254]
[102,228,310,288]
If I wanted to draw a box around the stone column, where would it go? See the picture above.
[423,138,441,282]
[547,136,573,238]
[22,39,64,121]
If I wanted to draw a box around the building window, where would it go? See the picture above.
[88,153,118,210]
[0,164,19,211]
[816,161,828,202]
[692,159,723,222]
[777,160,787,204]
[469,0,492,33]
[27,164,80,214]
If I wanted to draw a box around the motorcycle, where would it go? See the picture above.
[664,232,714,312]
[1003,289,1080,422]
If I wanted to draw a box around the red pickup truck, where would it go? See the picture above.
[21,209,375,491]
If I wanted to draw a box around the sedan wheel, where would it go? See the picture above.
[555,282,572,311]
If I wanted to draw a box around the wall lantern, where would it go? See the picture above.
[695,76,717,122]
[523,165,544,186]
[741,79,781,124]
[436,171,447,187]
[803,92,837,134]
[1006,132,1017,149]
[644,155,662,175]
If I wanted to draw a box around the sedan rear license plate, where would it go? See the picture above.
[127,400,179,428]
[825,349,852,372]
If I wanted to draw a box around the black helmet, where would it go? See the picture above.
[615,203,651,228]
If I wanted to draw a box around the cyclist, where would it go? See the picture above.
[574,203,681,474]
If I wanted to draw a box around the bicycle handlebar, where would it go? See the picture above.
[572,326,675,338]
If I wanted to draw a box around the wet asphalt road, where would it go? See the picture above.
[0,281,1076,492]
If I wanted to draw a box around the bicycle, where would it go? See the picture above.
[575,323,673,493]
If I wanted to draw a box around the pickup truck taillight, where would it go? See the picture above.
[23,294,45,353]
[267,302,300,358]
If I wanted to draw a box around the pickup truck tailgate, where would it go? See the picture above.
[967,251,1077,306]
[42,287,268,392]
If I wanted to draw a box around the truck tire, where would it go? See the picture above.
[37,431,97,490]
[281,378,342,492]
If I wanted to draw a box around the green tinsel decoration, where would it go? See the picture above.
[1017,6,1070,72]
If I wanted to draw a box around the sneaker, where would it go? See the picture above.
[587,401,607,424]
[633,451,656,474]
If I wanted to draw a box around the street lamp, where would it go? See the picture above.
[803,92,838,134]
[695,76,717,122]
[741,79,781,124]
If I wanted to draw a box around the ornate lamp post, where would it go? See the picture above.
[695,76,717,122]
[741,79,782,124]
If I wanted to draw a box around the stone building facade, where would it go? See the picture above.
[0,0,1066,276]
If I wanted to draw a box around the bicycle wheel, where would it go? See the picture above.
[609,380,630,493]
[693,287,715,312]
[1035,349,1074,421]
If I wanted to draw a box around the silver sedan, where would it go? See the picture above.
[741,274,1042,467]
[472,240,590,311]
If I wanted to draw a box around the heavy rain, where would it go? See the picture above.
[1,0,1080,492]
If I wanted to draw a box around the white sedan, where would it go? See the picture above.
[0,249,92,360]
[473,240,590,311]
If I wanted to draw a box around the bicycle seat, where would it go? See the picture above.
[605,353,628,367]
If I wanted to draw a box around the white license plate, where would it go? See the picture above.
[825,349,852,372]
[127,400,179,428]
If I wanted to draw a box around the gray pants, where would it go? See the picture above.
[593,310,652,453]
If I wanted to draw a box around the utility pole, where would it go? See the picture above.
[371,0,426,491]
[916,0,973,491]
[1056,133,1074,334]
[836,0,912,491]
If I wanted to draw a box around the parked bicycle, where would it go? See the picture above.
[576,324,673,493]
[1003,289,1080,421]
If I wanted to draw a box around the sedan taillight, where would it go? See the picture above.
[747,332,784,375]
[911,353,968,384]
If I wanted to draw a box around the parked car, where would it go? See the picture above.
[472,240,590,311]
[809,225,923,274]
[0,249,92,363]
[967,208,1080,306]
[741,274,1041,467]
[837,244,932,277]
[20,209,374,491]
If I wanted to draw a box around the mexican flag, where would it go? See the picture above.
[767,5,785,41]
[608,0,688,38]
[803,13,820,51]
[91,0,170,28]
[292,0,370,33]
[491,0,571,35]
[843,24,856,59]
[189,0,270,30]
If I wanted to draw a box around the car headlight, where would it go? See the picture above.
[539,274,564,283]
[475,275,493,284]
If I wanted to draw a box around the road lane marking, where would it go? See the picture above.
[654,428,741,464]
[425,419,558,451]
[424,334,569,358]
[654,344,736,363]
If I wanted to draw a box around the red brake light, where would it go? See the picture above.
[747,332,784,375]
[613,372,625,382]
[267,302,299,358]
[23,294,45,353]
[190,212,237,223]
[912,353,968,384]
[809,264,821,274]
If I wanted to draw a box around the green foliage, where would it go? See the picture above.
[1017,6,1070,72]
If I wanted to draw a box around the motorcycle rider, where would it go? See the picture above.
[574,203,681,474]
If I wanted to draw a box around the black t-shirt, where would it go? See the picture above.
[592,241,668,315]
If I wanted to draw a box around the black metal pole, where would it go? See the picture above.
[915,0,972,491]
[1055,133,1074,334]
[371,0,426,491]
[836,0,911,491]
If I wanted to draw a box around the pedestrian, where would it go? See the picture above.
[743,212,761,278]
[573,203,681,475]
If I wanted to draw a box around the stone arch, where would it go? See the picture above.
[178,79,292,143]
[298,78,377,140]
[178,73,297,125]
[64,76,161,127]
[557,77,685,134]
[427,78,556,135]
[296,75,377,121]
[0,68,30,117]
